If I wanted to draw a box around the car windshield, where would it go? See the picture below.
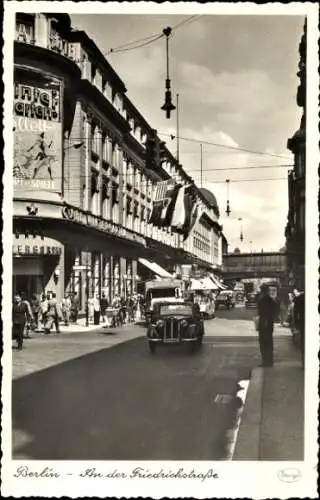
[159,304,193,316]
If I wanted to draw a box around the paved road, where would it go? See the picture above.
[12,311,291,461]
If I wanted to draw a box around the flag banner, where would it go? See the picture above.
[183,201,202,241]
[171,184,197,238]
[171,185,186,229]
[181,185,197,238]
[148,180,181,227]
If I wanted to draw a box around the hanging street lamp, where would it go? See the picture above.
[225,179,231,216]
[161,27,176,119]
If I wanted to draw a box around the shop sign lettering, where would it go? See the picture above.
[13,245,62,256]
[14,84,60,122]
[62,205,146,246]
[49,28,77,61]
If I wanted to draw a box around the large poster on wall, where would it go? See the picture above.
[13,77,62,193]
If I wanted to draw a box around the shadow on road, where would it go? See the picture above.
[12,337,255,461]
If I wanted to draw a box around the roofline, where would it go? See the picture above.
[68,30,127,93]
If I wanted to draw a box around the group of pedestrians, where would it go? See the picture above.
[12,291,81,349]
[256,284,305,368]
[86,293,145,326]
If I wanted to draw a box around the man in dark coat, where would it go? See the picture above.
[12,293,32,350]
[257,284,278,367]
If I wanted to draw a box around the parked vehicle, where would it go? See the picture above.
[197,295,216,319]
[215,290,236,310]
[245,292,258,308]
[147,301,204,353]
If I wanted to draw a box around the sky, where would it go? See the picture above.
[71,13,304,253]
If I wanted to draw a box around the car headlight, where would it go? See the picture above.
[148,327,159,338]
[156,319,164,328]
[180,319,188,329]
[187,324,197,337]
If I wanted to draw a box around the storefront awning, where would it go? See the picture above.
[210,274,227,289]
[138,258,173,278]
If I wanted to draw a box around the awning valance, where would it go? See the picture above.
[138,258,172,278]
[190,277,219,291]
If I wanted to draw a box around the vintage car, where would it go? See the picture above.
[147,301,204,353]
[215,290,236,310]
[245,292,259,308]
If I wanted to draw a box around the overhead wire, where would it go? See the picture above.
[106,14,200,54]
[160,132,292,160]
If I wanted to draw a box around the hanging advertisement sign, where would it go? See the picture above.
[13,78,62,194]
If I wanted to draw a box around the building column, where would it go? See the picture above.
[97,127,103,216]
[34,13,49,48]
[84,117,92,212]
[122,155,128,229]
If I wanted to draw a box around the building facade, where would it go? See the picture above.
[285,19,306,291]
[13,13,224,311]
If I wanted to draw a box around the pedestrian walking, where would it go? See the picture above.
[256,284,278,367]
[88,297,95,324]
[40,293,48,330]
[126,295,134,322]
[293,290,305,367]
[21,292,34,338]
[12,293,32,350]
[119,296,126,324]
[100,293,109,322]
[30,294,41,331]
[93,294,101,325]
[44,292,61,334]
[61,293,71,326]
[70,293,79,323]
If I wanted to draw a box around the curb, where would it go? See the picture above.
[232,367,264,460]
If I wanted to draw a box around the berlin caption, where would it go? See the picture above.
[14,465,219,483]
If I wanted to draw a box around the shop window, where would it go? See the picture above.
[91,64,96,84]
[133,202,139,219]
[111,184,119,207]
[141,206,146,222]
[126,197,133,216]
[91,173,100,215]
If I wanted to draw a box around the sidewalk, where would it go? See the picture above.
[13,320,145,380]
[233,333,304,460]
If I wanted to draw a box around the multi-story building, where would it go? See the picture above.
[13,12,224,312]
[285,19,306,291]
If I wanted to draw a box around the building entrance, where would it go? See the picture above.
[13,275,44,299]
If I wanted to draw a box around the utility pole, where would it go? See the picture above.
[176,93,180,163]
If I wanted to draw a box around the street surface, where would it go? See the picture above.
[12,306,292,460]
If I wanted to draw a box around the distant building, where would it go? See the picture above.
[285,19,306,291]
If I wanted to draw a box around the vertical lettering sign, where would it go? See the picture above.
[16,21,34,44]
[13,78,62,193]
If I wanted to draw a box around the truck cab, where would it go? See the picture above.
[144,279,184,325]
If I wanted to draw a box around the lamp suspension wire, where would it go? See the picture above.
[176,93,180,163]
[200,143,203,188]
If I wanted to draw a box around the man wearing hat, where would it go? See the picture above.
[256,283,278,367]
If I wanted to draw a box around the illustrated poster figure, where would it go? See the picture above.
[27,132,54,180]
